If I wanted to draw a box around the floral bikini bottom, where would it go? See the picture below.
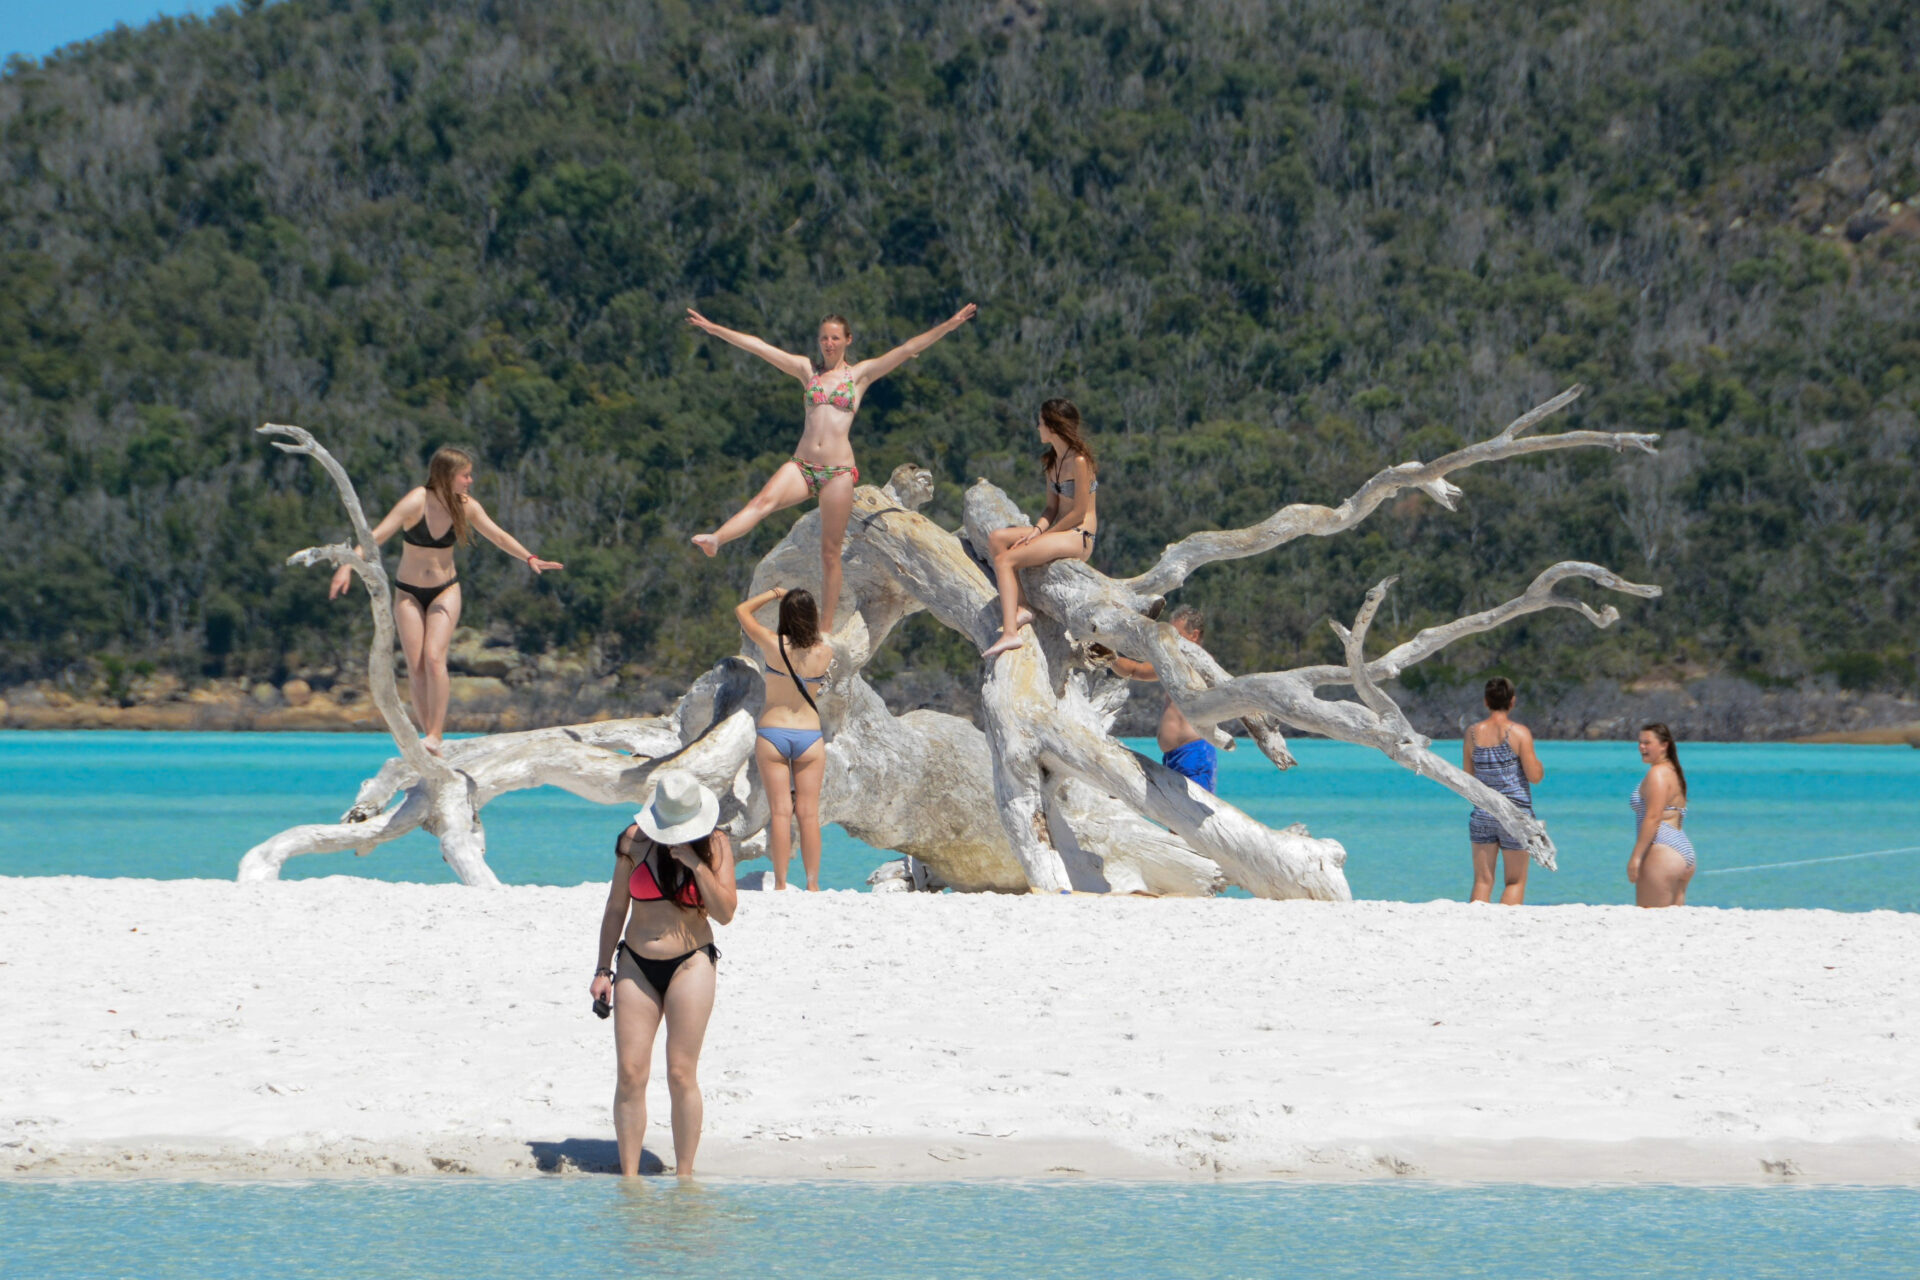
[792,456,859,495]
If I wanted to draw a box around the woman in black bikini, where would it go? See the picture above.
[981,399,1099,658]
[687,303,977,636]
[328,446,563,752]
[589,771,738,1178]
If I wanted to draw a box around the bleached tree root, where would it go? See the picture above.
[242,389,1660,895]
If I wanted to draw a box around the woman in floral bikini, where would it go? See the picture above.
[688,305,976,635]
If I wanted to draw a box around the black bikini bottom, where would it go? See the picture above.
[619,939,720,999]
[395,577,457,611]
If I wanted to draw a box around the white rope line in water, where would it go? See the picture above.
[1699,844,1920,876]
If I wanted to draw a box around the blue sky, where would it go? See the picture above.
[7,1,226,62]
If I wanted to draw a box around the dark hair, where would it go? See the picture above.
[616,826,717,907]
[819,314,852,339]
[1168,604,1206,641]
[778,588,821,650]
[1038,398,1097,478]
[1640,722,1686,799]
[424,445,475,546]
[1484,676,1516,711]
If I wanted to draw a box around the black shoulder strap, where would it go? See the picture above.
[779,633,822,718]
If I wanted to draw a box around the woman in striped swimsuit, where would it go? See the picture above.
[1628,722,1695,908]
[1463,677,1545,904]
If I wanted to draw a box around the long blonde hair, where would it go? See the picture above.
[425,446,474,546]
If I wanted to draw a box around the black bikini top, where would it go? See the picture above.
[401,513,457,548]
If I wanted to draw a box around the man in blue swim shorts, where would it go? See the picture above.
[1103,605,1218,793]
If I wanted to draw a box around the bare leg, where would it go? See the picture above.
[790,739,828,891]
[611,972,665,1176]
[1635,845,1690,908]
[986,527,1034,627]
[418,585,462,752]
[1499,846,1530,905]
[815,470,856,636]
[694,462,811,556]
[662,953,718,1177]
[393,594,429,733]
[1469,842,1498,903]
[756,736,796,890]
[983,529,1093,657]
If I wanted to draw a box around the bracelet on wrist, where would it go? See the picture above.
[594,966,614,977]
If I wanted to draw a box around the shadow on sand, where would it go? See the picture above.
[527,1138,664,1174]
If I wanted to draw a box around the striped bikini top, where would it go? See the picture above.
[1048,461,1098,499]
[805,369,856,411]
[1629,780,1687,823]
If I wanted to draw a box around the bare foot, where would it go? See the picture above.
[981,632,1025,658]
[422,735,444,756]
[691,533,719,557]
[1015,607,1034,627]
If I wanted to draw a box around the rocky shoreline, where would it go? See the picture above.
[6,633,1918,745]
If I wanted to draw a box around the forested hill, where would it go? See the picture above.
[3,0,1918,707]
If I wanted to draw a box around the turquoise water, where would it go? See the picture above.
[3,1179,1916,1278]
[3,731,1916,909]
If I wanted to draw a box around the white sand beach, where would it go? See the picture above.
[3,877,1916,1183]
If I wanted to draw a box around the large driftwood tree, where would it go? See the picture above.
[240,390,1659,898]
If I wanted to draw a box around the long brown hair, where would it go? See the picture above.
[779,588,822,650]
[616,824,717,907]
[1641,722,1686,799]
[424,446,475,546]
[1039,397,1096,479]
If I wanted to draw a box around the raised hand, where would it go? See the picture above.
[686,308,718,334]
[949,302,979,328]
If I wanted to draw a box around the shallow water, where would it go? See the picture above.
[3,731,1916,909]
[3,1178,1915,1279]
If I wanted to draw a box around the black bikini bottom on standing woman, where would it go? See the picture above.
[618,939,721,999]
[395,577,457,611]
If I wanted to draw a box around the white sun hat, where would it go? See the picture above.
[635,770,721,845]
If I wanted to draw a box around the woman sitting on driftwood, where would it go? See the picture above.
[735,586,834,891]
[982,398,1100,658]
[328,445,563,752]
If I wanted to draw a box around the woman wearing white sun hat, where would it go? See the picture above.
[590,770,738,1177]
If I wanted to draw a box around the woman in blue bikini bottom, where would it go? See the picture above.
[735,586,834,890]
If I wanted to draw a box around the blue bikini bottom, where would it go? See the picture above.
[758,727,824,763]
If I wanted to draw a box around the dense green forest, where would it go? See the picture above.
[2,0,1917,699]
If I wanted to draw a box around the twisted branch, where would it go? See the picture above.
[1121,386,1659,596]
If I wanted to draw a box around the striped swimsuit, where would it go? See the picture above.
[1630,782,1696,869]
[1467,728,1533,850]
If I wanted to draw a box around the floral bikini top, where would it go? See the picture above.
[805,368,857,412]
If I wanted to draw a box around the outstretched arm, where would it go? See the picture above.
[466,498,565,573]
[687,309,813,380]
[329,489,421,599]
[735,587,786,654]
[851,303,977,385]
